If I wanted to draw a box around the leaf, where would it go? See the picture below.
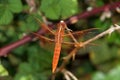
[8,0,23,13]
[106,32,120,45]
[14,45,52,80]
[25,15,39,31]
[89,41,118,65]
[0,0,23,25]
[90,41,110,64]
[106,66,120,80]
[16,75,34,80]
[40,0,78,19]
[58,0,78,19]
[0,64,9,76]
[27,45,53,70]
[93,19,111,30]
[96,0,104,7]
[0,8,13,25]
[92,72,105,80]
[92,66,120,80]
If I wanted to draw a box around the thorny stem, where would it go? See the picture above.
[0,1,120,56]
[65,1,120,24]
[57,24,120,73]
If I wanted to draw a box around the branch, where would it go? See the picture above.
[65,1,120,24]
[0,1,120,56]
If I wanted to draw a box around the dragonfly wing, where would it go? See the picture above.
[64,28,99,37]
[63,28,100,42]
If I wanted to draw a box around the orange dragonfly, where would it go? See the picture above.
[32,19,98,73]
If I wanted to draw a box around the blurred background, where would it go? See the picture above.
[0,0,120,80]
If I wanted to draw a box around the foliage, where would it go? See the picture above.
[40,0,78,19]
[0,0,120,80]
[14,45,53,80]
[92,65,120,80]
[0,64,8,76]
[0,0,23,25]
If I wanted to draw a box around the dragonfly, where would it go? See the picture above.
[32,19,98,73]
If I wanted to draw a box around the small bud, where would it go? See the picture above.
[87,6,93,11]
[116,7,120,13]
[100,9,112,21]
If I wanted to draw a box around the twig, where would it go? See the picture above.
[81,24,120,46]
[65,1,120,24]
[62,69,78,80]
[0,2,120,56]
[56,24,120,74]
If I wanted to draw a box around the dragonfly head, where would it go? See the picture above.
[59,20,66,29]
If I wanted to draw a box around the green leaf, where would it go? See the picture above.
[25,15,39,31]
[105,32,120,45]
[0,0,23,25]
[40,0,78,19]
[92,66,120,80]
[90,41,110,64]
[0,64,9,76]
[106,66,120,80]
[14,45,52,80]
[92,72,105,80]
[96,0,104,7]
[0,8,13,25]
[17,75,34,80]
[8,0,23,13]
[58,0,78,19]
[27,45,53,71]
[90,41,118,65]
[93,19,111,30]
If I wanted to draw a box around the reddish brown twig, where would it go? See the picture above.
[0,29,46,56]
[0,1,120,56]
[65,1,120,24]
